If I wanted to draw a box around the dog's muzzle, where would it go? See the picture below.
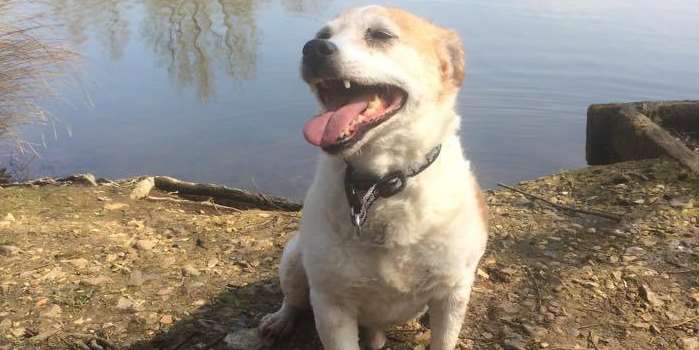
[302,39,338,78]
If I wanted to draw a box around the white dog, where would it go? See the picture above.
[259,5,487,350]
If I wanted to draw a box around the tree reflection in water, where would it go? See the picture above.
[44,0,331,102]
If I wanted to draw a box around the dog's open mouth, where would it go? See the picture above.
[303,79,407,152]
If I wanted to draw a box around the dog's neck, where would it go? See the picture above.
[344,107,460,177]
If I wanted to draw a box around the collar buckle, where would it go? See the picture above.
[344,144,442,230]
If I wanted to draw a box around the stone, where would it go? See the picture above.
[3,213,15,222]
[207,257,220,269]
[66,258,89,270]
[639,284,664,307]
[135,239,157,250]
[182,264,200,277]
[130,177,155,200]
[681,337,699,350]
[157,287,174,296]
[127,220,145,230]
[0,319,11,330]
[116,297,134,311]
[10,327,26,338]
[671,197,694,209]
[0,245,20,256]
[223,328,265,350]
[159,314,174,325]
[128,270,145,286]
[503,332,527,350]
[40,305,62,319]
[104,202,129,210]
[690,291,699,303]
[41,267,66,281]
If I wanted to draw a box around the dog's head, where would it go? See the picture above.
[301,6,465,157]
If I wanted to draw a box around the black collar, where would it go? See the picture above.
[344,144,442,233]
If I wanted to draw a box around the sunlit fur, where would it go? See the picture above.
[259,6,487,350]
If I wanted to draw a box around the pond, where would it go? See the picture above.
[18,0,699,199]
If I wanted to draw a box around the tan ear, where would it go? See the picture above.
[438,30,466,87]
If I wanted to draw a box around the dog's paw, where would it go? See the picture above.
[361,328,386,350]
[258,308,299,340]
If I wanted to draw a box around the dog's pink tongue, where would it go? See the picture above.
[303,98,369,148]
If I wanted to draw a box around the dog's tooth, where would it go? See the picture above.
[343,80,351,89]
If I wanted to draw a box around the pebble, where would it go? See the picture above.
[223,328,266,350]
[0,245,20,256]
[40,305,62,319]
[128,270,145,286]
[10,327,26,338]
[570,223,584,230]
[66,258,89,270]
[0,319,11,330]
[503,332,527,350]
[135,239,157,250]
[639,284,665,307]
[690,291,699,304]
[159,314,174,325]
[3,213,15,222]
[182,264,200,277]
[681,337,699,350]
[104,202,129,210]
[157,287,173,296]
[116,297,134,311]
[670,197,694,209]
[207,257,220,269]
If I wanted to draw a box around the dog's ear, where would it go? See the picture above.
[438,30,465,88]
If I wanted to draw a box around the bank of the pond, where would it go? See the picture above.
[1,158,698,350]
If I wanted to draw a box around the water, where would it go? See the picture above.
[16,0,699,199]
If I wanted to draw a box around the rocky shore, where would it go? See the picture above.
[1,158,698,350]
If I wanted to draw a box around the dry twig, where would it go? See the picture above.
[497,183,623,222]
[667,314,699,329]
[146,195,242,212]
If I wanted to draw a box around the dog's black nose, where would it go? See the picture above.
[303,39,337,58]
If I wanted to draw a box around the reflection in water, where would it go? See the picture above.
[47,0,131,60]
[281,0,331,14]
[42,0,336,101]
[47,0,269,102]
[142,0,260,101]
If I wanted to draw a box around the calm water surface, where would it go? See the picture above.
[21,0,699,199]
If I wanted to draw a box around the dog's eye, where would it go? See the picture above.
[366,28,396,41]
[316,28,332,39]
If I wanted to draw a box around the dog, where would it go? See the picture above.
[259,5,488,350]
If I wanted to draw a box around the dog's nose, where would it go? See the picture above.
[303,39,337,58]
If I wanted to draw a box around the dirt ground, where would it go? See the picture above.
[1,158,698,350]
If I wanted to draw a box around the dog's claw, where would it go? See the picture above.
[258,308,299,341]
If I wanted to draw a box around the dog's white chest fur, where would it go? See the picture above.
[299,137,487,327]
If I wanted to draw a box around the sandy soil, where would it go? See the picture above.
[1,158,698,350]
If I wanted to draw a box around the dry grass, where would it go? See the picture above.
[0,0,75,149]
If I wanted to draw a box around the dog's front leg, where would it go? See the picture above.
[311,290,361,350]
[428,285,471,350]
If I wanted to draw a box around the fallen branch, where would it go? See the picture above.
[154,176,301,211]
[497,183,623,222]
[146,195,242,212]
